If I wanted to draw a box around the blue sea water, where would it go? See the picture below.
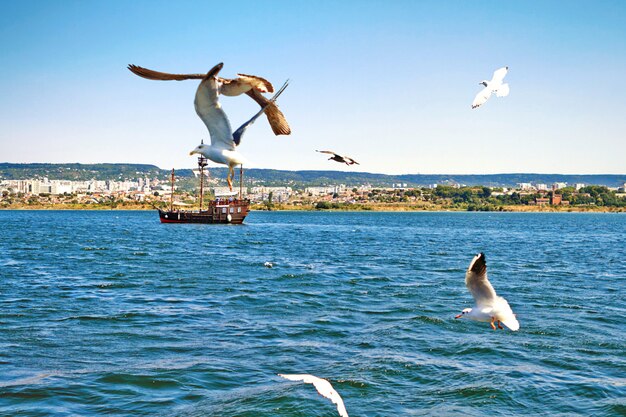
[0,210,624,416]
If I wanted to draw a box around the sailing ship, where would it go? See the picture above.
[157,156,250,224]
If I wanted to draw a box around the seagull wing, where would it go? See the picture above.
[220,73,274,96]
[237,73,274,93]
[345,157,359,165]
[491,67,508,84]
[246,89,291,135]
[128,64,290,135]
[465,253,497,306]
[126,65,274,91]
[279,374,349,417]
[194,66,234,151]
[214,72,288,135]
[495,83,510,97]
[127,64,205,81]
[232,80,289,145]
[316,150,338,155]
[219,78,255,96]
[472,86,492,109]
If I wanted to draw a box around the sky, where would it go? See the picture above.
[1,0,625,174]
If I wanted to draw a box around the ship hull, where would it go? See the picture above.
[158,199,250,224]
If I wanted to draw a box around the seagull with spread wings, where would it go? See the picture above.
[188,63,289,190]
[455,253,520,331]
[128,64,290,135]
[278,374,349,417]
[471,66,510,109]
[316,150,359,166]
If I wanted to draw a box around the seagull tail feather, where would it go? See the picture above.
[501,316,519,331]
[496,83,510,97]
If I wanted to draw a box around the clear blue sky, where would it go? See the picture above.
[1,0,625,174]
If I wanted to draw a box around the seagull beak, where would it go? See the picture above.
[454,314,462,319]
[189,150,196,156]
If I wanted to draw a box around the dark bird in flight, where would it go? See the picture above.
[316,150,359,166]
[127,64,291,136]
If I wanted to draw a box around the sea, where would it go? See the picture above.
[0,210,624,416]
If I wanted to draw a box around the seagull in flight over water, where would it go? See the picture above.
[471,67,510,109]
[278,374,349,417]
[189,63,289,190]
[127,64,291,135]
[455,253,520,331]
[316,150,359,166]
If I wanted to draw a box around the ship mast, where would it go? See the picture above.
[198,154,208,211]
[170,168,175,212]
[239,165,243,200]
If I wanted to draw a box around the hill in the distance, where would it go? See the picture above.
[0,163,164,181]
[1,162,625,188]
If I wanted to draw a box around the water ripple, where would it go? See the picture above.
[0,210,624,415]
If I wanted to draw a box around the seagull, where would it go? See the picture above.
[455,253,520,331]
[316,150,359,166]
[264,261,273,268]
[471,67,510,109]
[127,64,291,135]
[278,374,349,417]
[189,63,289,191]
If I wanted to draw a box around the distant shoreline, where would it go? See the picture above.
[1,204,624,213]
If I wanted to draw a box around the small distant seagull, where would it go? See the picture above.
[316,150,359,166]
[471,67,510,109]
[278,374,349,417]
[455,253,520,331]
[264,261,273,268]
[127,64,291,135]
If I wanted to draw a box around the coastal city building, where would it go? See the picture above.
[2,174,625,211]
[305,185,346,196]
[248,187,292,202]
[212,187,248,197]
[0,178,149,195]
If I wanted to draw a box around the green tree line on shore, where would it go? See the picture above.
[429,185,625,209]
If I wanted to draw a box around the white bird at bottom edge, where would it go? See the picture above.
[455,252,520,331]
[278,374,349,417]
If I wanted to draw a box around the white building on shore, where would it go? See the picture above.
[305,185,346,196]
[248,186,292,202]
[0,178,146,195]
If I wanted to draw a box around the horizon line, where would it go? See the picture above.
[1,162,625,177]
